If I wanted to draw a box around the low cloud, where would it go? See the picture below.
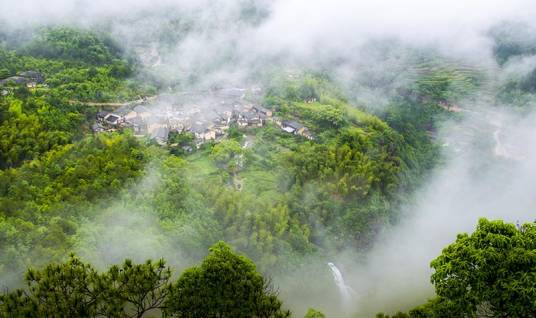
[3,1,536,317]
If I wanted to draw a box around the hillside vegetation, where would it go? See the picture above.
[2,26,533,317]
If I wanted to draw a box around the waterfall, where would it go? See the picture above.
[328,262,354,304]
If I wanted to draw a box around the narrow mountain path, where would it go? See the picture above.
[68,95,158,107]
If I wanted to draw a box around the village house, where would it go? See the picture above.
[204,129,217,141]
[96,111,108,121]
[281,120,305,134]
[96,110,128,130]
[238,117,249,127]
[230,107,267,128]
[211,117,230,134]
[0,71,45,88]
[94,111,124,133]
[19,71,45,88]
[244,112,263,127]
[253,106,273,117]
[232,111,249,128]
[190,123,217,147]
[104,113,124,127]
[280,120,314,139]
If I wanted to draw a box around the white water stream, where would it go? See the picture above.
[328,262,355,306]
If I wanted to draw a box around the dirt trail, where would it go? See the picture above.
[69,95,158,107]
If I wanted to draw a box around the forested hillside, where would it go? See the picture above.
[0,12,535,317]
[0,27,447,278]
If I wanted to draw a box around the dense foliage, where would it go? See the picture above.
[0,93,86,169]
[1,27,152,102]
[0,23,500,317]
[303,308,325,318]
[0,27,159,284]
[24,27,123,65]
[166,242,290,318]
[379,219,536,318]
[0,242,289,318]
[0,31,453,282]
[0,133,147,286]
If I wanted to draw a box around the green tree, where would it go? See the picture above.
[385,219,536,317]
[209,139,245,173]
[101,258,172,318]
[304,308,325,318]
[0,255,173,318]
[168,131,195,155]
[25,27,120,65]
[0,254,102,317]
[165,241,290,318]
[429,218,536,317]
[0,68,9,79]
[227,123,244,141]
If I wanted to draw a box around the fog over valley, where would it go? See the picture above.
[0,1,535,317]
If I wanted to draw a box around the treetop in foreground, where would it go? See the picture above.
[0,242,290,318]
[379,218,536,318]
[165,241,290,318]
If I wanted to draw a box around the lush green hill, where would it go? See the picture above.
[0,25,504,317]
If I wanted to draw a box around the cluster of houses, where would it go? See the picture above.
[1,71,46,95]
[93,88,315,147]
[0,71,316,145]
[94,103,173,145]
[0,71,45,88]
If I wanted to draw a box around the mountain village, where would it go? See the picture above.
[93,87,315,148]
[0,70,315,147]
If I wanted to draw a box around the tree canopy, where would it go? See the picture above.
[380,219,536,318]
[0,254,172,318]
[303,308,325,318]
[0,242,290,318]
[165,241,290,318]
[430,218,536,317]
